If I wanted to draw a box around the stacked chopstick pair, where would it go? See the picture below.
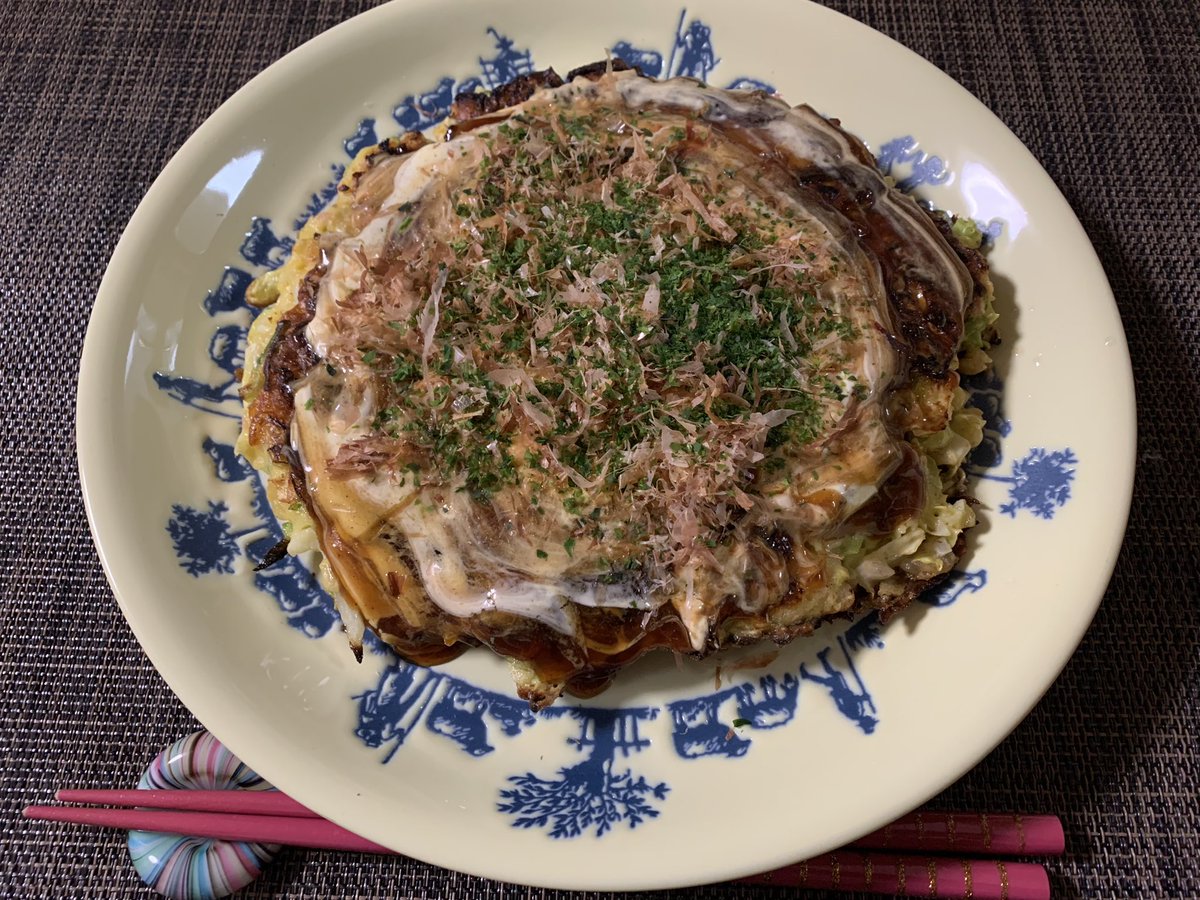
[25,792,1063,899]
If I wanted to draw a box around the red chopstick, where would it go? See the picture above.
[740,852,1050,898]
[849,811,1064,856]
[26,795,1061,899]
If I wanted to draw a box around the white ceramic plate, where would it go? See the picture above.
[78,0,1134,890]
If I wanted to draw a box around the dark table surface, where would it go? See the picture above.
[2,1,1197,897]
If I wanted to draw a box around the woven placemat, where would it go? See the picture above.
[1,1,1196,897]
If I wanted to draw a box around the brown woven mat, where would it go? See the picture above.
[2,1,1197,897]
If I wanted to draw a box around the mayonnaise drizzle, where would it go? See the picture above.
[292,71,971,650]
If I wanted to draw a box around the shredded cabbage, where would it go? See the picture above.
[951,217,984,249]
[830,384,981,596]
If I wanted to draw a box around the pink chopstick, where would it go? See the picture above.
[53,789,321,818]
[26,796,1060,900]
[24,805,390,853]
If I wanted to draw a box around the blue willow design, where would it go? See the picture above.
[498,707,668,838]
[977,447,1078,519]
[154,14,1078,840]
[166,435,338,638]
[127,731,279,900]
[958,368,1077,519]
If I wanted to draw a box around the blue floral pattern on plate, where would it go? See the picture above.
[156,12,1077,839]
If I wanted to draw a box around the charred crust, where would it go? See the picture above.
[243,267,327,552]
[565,58,638,81]
[377,132,430,156]
[564,667,620,699]
[933,212,992,309]
[247,267,322,452]
[374,616,472,666]
[517,681,565,713]
[254,538,291,571]
[451,68,565,120]
[339,133,431,194]
[890,272,963,379]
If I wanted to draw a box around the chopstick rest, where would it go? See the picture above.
[125,731,280,900]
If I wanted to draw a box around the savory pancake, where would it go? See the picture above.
[238,64,996,707]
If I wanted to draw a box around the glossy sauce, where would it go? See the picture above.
[266,70,975,696]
